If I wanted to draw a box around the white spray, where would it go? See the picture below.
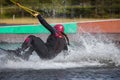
[0,32,120,69]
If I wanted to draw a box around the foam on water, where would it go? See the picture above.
[0,33,120,69]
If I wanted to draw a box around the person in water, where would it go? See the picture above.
[13,13,70,60]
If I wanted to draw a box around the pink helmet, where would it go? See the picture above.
[54,24,64,32]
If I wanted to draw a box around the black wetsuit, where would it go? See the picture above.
[21,14,68,60]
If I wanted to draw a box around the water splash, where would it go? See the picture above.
[0,33,120,69]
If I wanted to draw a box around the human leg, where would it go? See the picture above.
[21,47,34,60]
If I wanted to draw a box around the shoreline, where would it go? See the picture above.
[0,18,111,25]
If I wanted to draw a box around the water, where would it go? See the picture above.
[0,67,120,80]
[0,33,120,80]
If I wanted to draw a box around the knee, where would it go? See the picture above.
[28,35,36,38]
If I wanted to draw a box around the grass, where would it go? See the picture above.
[0,17,105,25]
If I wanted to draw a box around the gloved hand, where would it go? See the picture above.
[33,13,39,17]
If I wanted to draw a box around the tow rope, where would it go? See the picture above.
[10,0,39,16]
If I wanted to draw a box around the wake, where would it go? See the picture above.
[0,33,120,69]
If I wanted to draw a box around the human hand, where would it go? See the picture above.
[33,13,39,17]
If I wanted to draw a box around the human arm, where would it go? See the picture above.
[34,13,56,34]
[64,45,68,50]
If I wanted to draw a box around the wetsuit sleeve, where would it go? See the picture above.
[37,14,56,34]
[64,45,68,50]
